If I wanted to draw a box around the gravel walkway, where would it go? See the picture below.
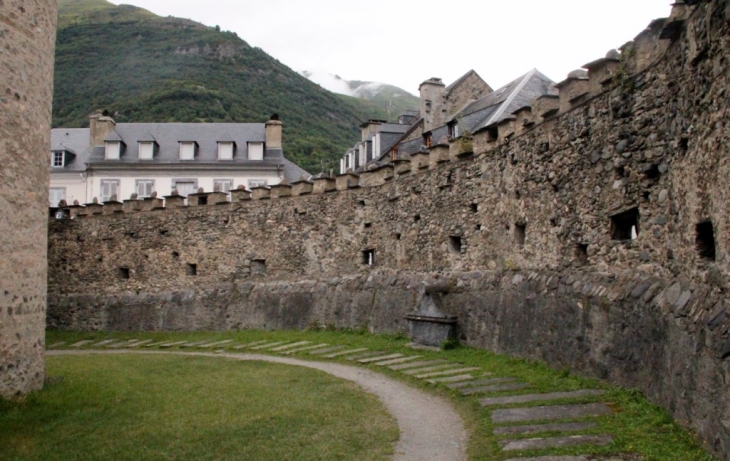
[48,350,468,461]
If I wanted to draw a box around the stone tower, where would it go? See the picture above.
[0,0,58,398]
[419,78,446,133]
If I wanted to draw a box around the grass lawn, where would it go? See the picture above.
[19,329,720,460]
[0,354,397,461]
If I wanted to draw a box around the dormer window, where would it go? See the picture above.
[449,122,460,139]
[139,141,156,160]
[105,141,122,160]
[248,142,264,161]
[218,142,235,160]
[179,142,197,160]
[52,151,65,168]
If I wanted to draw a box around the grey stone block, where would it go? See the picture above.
[492,403,612,424]
[500,434,613,451]
[461,383,529,396]
[481,389,606,407]
[493,421,597,436]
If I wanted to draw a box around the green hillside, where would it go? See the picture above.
[53,0,391,173]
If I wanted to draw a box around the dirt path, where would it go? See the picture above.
[48,350,468,461]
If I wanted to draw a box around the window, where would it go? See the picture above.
[136,180,155,199]
[611,208,640,241]
[362,249,376,266]
[100,180,120,202]
[515,223,527,246]
[138,142,155,160]
[449,122,460,139]
[449,236,463,254]
[49,187,66,207]
[248,142,264,161]
[186,264,198,276]
[696,221,716,261]
[179,142,196,160]
[105,141,121,160]
[172,180,197,198]
[214,179,233,194]
[248,179,267,188]
[218,142,235,160]
[52,151,65,167]
[424,133,433,148]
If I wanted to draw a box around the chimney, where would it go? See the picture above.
[89,111,116,148]
[265,113,283,150]
[419,78,446,133]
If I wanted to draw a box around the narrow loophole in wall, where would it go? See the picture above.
[679,137,689,151]
[365,222,373,229]
[575,244,589,265]
[475,224,483,231]
[448,236,463,254]
[414,214,421,222]
[487,126,499,141]
[696,221,716,261]
[160,229,169,236]
[172,251,180,259]
[515,190,522,200]
[644,163,661,180]
[357,200,366,207]
[198,196,208,206]
[186,263,198,276]
[252,259,267,275]
[611,207,640,241]
[362,249,376,266]
[470,203,478,213]
[515,223,527,246]
[394,233,402,240]
[615,165,626,179]
[118,267,130,280]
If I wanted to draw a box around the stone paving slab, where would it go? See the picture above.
[494,421,597,436]
[347,351,385,361]
[71,340,93,348]
[109,340,142,348]
[324,348,369,358]
[92,339,119,347]
[503,457,596,461]
[481,389,606,407]
[143,341,170,348]
[127,340,153,348]
[159,341,189,348]
[492,403,613,424]
[447,377,514,389]
[284,344,329,354]
[250,341,289,350]
[389,359,449,371]
[359,354,404,364]
[461,383,529,396]
[180,341,211,348]
[427,374,476,384]
[415,368,481,379]
[403,364,462,375]
[47,342,66,349]
[500,434,613,451]
[232,340,271,350]
[199,340,235,349]
[372,356,422,366]
[309,346,347,355]
[270,341,310,351]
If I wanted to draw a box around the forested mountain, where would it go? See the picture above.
[53,0,410,173]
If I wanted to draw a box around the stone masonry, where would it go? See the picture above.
[0,0,57,397]
[46,1,730,458]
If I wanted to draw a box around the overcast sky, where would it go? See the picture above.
[109,1,673,94]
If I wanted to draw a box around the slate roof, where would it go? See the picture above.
[50,123,311,182]
[445,69,479,95]
[50,129,92,173]
[93,123,270,164]
[452,69,556,134]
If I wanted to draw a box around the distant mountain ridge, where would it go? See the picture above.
[302,71,419,121]
[53,0,403,173]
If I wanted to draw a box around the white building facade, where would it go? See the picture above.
[50,114,309,206]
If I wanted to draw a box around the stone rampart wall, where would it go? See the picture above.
[46,1,730,457]
[1,0,57,398]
